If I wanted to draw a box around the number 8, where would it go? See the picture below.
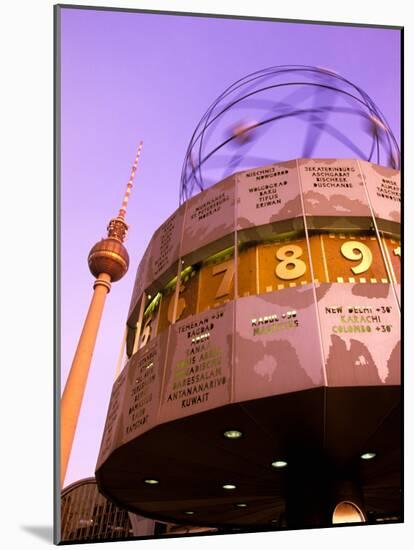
[275,244,307,280]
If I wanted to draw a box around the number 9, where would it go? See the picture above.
[340,241,373,274]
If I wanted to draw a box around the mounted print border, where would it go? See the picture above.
[54,3,403,545]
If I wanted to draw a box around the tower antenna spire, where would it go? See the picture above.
[107,140,143,243]
[61,140,143,488]
[119,140,144,219]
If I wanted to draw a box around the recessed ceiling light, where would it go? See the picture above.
[144,479,159,485]
[236,503,247,508]
[271,519,278,524]
[361,452,376,460]
[184,511,194,515]
[223,429,243,439]
[222,484,236,490]
[271,460,288,468]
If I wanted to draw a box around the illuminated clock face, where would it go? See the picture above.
[257,237,310,292]
[175,270,199,321]
[139,299,160,350]
[128,159,400,354]
[381,236,401,284]
[128,158,401,332]
[157,270,200,335]
[237,245,257,298]
[136,226,399,350]
[157,286,176,335]
[197,251,235,312]
[309,233,390,284]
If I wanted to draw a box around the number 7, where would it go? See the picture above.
[212,259,234,299]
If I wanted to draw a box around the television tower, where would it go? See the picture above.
[60,142,143,487]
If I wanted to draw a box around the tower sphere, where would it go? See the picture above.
[88,237,129,282]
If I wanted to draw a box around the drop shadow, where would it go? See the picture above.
[21,525,54,543]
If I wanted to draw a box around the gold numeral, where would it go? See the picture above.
[275,244,307,280]
[393,246,401,258]
[340,241,373,274]
[212,259,234,298]
[167,284,186,323]
[139,314,153,349]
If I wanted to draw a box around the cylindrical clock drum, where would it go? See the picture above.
[96,158,401,529]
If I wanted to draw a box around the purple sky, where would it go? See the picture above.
[60,6,400,487]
